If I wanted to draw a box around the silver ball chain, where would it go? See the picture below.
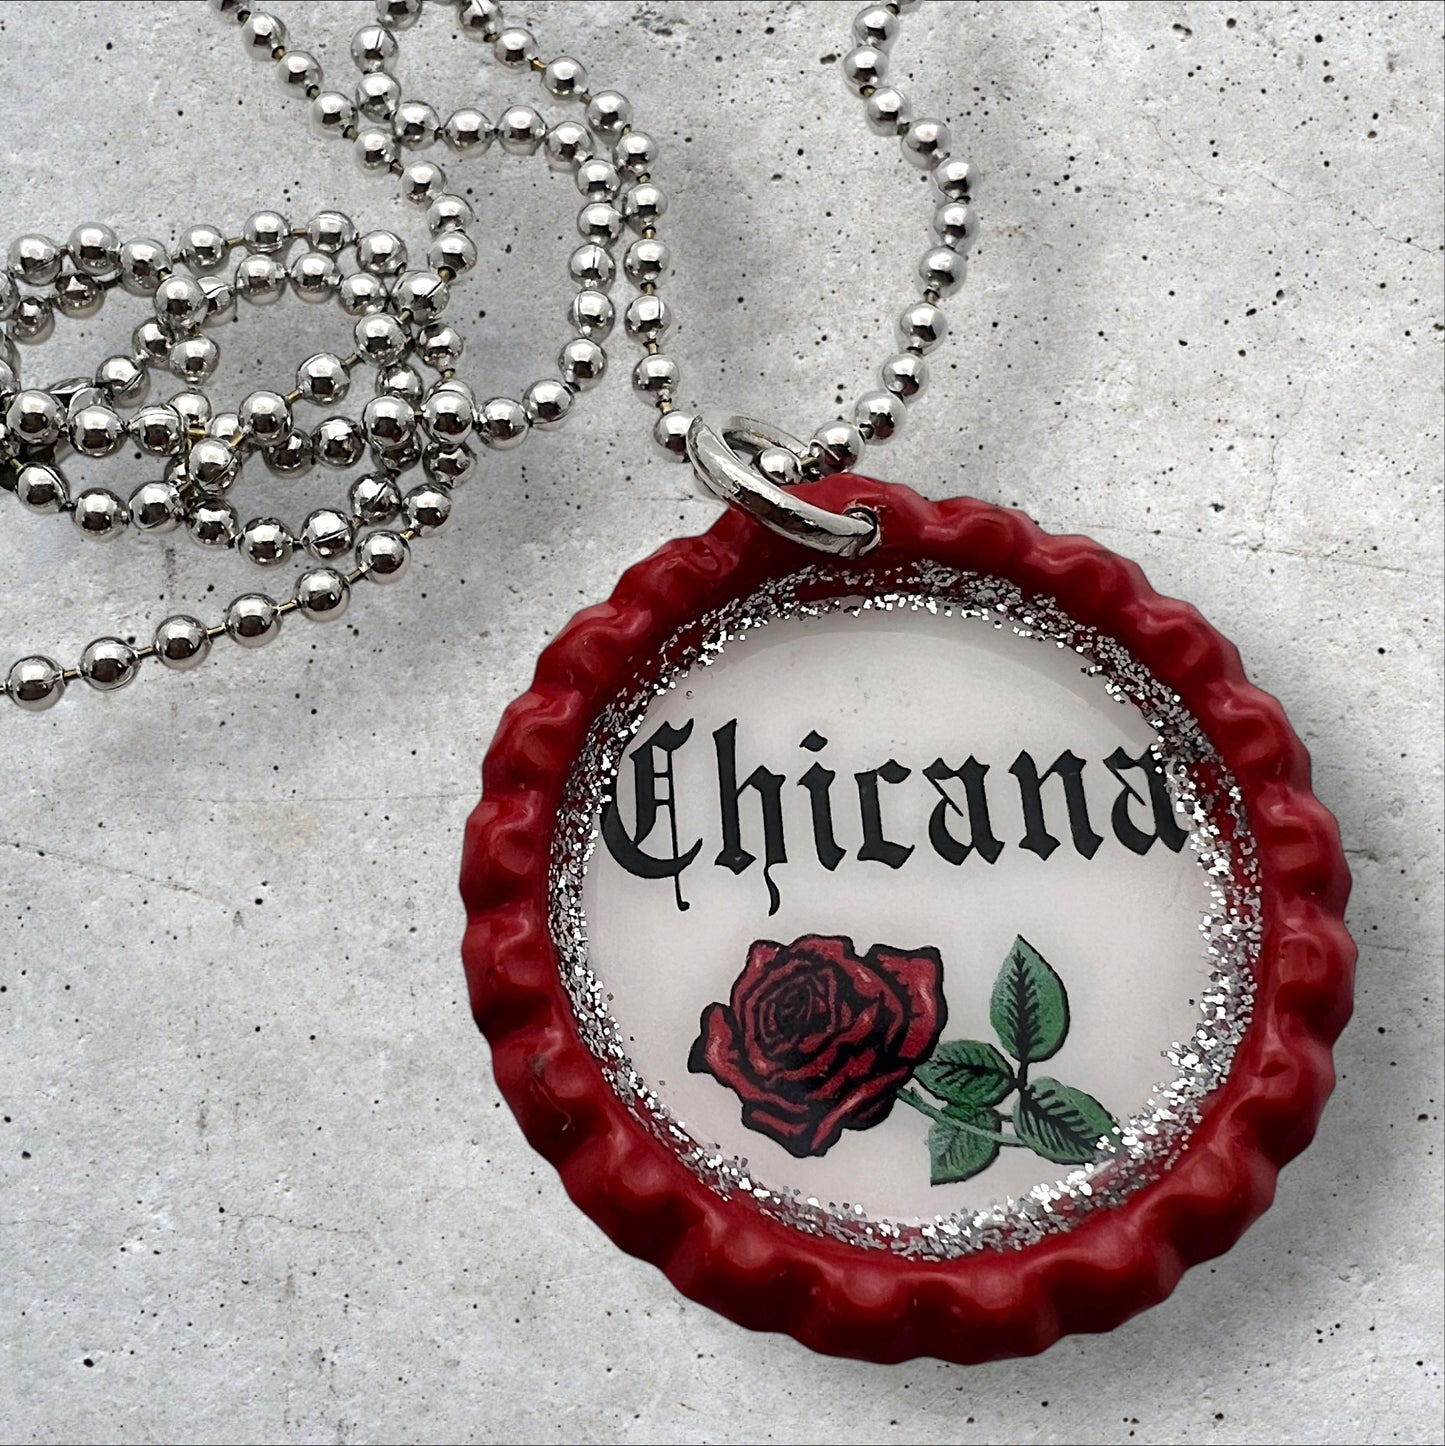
[0,0,974,712]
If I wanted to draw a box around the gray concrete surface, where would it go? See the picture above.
[0,2,1441,1442]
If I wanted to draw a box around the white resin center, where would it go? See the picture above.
[581,605,1214,1221]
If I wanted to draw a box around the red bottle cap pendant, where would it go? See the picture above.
[461,476,1354,1362]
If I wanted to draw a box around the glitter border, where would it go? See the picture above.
[460,475,1355,1362]
[551,567,1261,1258]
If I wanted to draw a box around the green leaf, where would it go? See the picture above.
[989,936,1069,1064]
[915,1039,1015,1108]
[928,1106,1002,1185]
[1014,1077,1121,1165]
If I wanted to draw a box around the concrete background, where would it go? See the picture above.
[0,2,1440,1442]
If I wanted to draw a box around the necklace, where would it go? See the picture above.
[0,0,1354,1365]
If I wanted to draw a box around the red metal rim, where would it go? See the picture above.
[459,476,1355,1363]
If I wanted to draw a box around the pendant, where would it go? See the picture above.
[460,468,1354,1363]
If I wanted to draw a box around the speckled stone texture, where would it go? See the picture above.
[0,2,1439,1442]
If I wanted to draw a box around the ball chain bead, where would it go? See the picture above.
[0,269,18,321]
[424,442,476,486]
[919,245,966,295]
[7,388,64,446]
[902,118,951,170]
[864,87,911,136]
[54,273,104,318]
[277,50,322,92]
[350,472,402,524]
[296,352,351,405]
[442,108,492,157]
[238,517,294,567]
[265,430,313,475]
[129,479,184,532]
[310,90,358,139]
[225,594,282,648]
[614,131,658,177]
[238,389,292,447]
[357,230,407,276]
[392,269,449,322]
[622,184,667,232]
[568,244,614,291]
[313,415,367,469]
[578,202,623,245]
[623,238,669,285]
[586,91,632,136]
[546,120,594,172]
[117,238,170,295]
[854,389,905,441]
[757,446,802,485]
[570,290,614,340]
[898,300,948,352]
[355,126,399,171]
[420,387,472,442]
[67,222,120,276]
[652,409,692,460]
[416,322,464,371]
[70,403,125,457]
[393,99,440,149]
[496,104,546,156]
[207,410,245,448]
[358,530,411,582]
[169,389,211,428]
[8,234,62,286]
[933,202,978,251]
[356,71,403,122]
[853,5,900,47]
[241,11,286,56]
[523,378,572,431]
[811,420,864,474]
[10,294,54,343]
[241,210,289,254]
[495,26,537,67]
[542,56,587,100]
[233,253,285,305]
[842,46,888,95]
[475,397,528,449]
[631,353,678,399]
[79,638,138,692]
[338,271,389,315]
[187,436,238,490]
[197,275,237,324]
[399,161,448,207]
[72,488,129,539]
[153,273,209,332]
[377,364,423,404]
[169,335,221,385]
[14,462,68,513]
[934,156,974,202]
[354,312,409,366]
[295,568,351,621]
[457,0,502,42]
[306,211,357,254]
[362,394,417,451]
[154,616,210,670]
[351,23,398,72]
[187,497,239,547]
[97,354,148,405]
[403,483,452,533]
[289,250,341,302]
[6,656,65,711]
[576,159,621,201]
[128,405,185,455]
[560,337,607,391]
[376,0,422,31]
[427,195,476,234]
[624,294,671,343]
[881,351,928,399]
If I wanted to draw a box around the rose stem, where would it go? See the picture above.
[897,1089,1030,1147]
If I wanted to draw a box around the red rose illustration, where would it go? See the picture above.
[687,934,947,1158]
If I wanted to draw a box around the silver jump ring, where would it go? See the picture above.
[685,412,880,558]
